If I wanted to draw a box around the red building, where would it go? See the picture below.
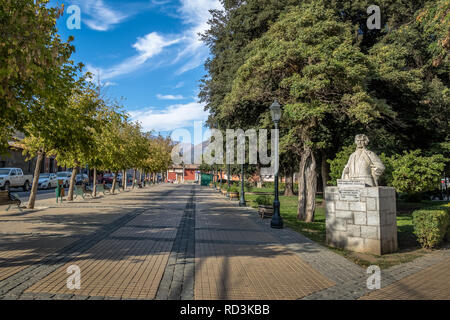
[167,164,200,183]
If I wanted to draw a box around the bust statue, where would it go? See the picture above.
[341,134,385,187]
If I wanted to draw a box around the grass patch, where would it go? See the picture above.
[244,192,447,269]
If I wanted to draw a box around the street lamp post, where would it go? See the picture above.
[215,165,218,190]
[270,100,283,229]
[239,163,246,206]
[227,163,231,197]
[182,161,185,184]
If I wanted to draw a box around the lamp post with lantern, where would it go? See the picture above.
[270,100,283,229]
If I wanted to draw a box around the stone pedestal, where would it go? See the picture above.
[325,186,398,255]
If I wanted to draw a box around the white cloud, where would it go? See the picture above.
[129,102,209,132]
[174,0,223,73]
[157,94,185,100]
[72,0,129,31]
[151,0,172,4]
[103,81,116,87]
[84,1,223,81]
[174,81,185,89]
[88,32,181,81]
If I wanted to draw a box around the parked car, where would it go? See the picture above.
[37,173,58,189]
[75,174,89,185]
[101,173,115,184]
[56,171,72,188]
[0,168,33,191]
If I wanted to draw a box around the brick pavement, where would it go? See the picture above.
[0,183,448,300]
[194,188,335,300]
[359,257,450,300]
[0,184,182,299]
[21,186,187,299]
[156,187,196,300]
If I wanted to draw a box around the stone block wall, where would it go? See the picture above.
[325,186,398,255]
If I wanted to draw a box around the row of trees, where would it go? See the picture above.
[200,0,449,221]
[0,1,173,209]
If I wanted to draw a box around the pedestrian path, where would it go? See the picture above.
[194,187,335,299]
[359,257,450,300]
[0,184,448,300]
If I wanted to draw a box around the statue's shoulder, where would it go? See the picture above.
[365,149,383,161]
[365,149,379,156]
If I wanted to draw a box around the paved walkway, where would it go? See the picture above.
[0,184,448,300]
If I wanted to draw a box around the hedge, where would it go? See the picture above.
[255,195,274,206]
[412,204,450,249]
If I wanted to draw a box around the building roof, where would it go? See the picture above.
[169,164,200,170]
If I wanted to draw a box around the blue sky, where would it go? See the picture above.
[53,0,222,141]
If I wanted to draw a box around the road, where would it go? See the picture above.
[10,182,134,204]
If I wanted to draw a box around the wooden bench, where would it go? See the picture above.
[74,185,92,200]
[95,184,107,196]
[258,205,274,219]
[83,184,93,197]
[0,190,22,212]
[74,186,85,199]
[111,183,121,194]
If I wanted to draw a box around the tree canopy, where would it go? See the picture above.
[200,0,450,220]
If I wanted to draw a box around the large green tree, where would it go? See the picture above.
[0,0,76,153]
[200,0,449,220]
[222,1,392,221]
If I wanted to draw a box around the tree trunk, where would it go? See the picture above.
[67,167,78,201]
[132,169,136,189]
[122,169,126,190]
[112,171,118,194]
[139,170,142,185]
[257,164,263,188]
[27,152,44,209]
[321,149,330,192]
[297,147,317,222]
[284,167,294,196]
[93,167,97,197]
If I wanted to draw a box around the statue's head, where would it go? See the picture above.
[355,134,369,149]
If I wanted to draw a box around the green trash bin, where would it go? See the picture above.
[201,173,212,186]
[55,180,64,203]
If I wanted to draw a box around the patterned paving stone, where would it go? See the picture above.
[0,184,448,300]
[23,186,187,300]
[0,185,182,299]
[194,188,335,300]
[156,187,196,300]
[359,257,450,300]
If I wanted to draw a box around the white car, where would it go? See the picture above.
[0,168,33,191]
[56,172,72,188]
[37,173,58,189]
